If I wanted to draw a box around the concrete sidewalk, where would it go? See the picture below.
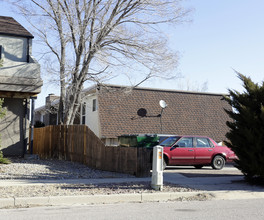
[0,177,150,187]
[1,172,264,208]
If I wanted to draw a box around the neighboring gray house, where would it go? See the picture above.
[34,93,60,126]
[34,93,80,126]
[0,16,42,156]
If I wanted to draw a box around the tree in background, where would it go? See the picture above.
[34,120,45,128]
[225,73,264,183]
[11,0,191,125]
[176,78,208,92]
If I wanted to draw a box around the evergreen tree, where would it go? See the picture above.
[225,73,264,183]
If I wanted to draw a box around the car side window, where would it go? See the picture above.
[176,137,193,148]
[196,138,212,148]
[159,137,180,147]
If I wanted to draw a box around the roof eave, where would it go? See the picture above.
[0,32,34,38]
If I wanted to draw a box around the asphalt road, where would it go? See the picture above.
[1,198,264,220]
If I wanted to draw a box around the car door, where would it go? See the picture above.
[169,137,195,165]
[194,137,215,164]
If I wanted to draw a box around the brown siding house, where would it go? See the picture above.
[97,85,231,143]
[35,84,231,145]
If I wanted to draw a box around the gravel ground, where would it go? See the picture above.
[0,157,199,199]
[0,182,199,198]
[0,157,134,180]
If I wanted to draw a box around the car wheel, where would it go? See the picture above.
[162,159,167,170]
[212,155,225,170]
[194,165,203,169]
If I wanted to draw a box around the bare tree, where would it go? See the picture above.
[11,0,191,124]
[176,79,209,92]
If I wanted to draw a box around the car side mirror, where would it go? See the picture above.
[171,144,179,149]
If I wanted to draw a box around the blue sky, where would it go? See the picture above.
[1,0,264,107]
[145,0,264,94]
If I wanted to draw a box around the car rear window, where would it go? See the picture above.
[196,137,213,148]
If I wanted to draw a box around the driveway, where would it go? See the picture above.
[163,164,264,192]
[164,164,242,177]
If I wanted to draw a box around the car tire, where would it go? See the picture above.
[162,159,167,170]
[194,165,203,169]
[212,155,225,170]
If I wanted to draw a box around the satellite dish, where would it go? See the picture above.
[159,100,167,109]
[137,108,147,117]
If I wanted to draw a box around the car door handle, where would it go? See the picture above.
[208,149,213,151]
[188,149,194,152]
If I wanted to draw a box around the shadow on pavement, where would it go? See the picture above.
[163,165,264,192]
[179,173,243,178]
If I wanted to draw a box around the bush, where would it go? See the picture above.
[225,73,264,184]
[0,150,10,164]
[34,120,45,128]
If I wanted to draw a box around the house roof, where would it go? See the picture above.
[97,84,231,142]
[0,16,34,38]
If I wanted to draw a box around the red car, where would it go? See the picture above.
[159,135,237,170]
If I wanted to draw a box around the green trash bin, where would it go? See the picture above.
[118,134,159,148]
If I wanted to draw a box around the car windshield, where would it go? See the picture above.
[159,136,181,147]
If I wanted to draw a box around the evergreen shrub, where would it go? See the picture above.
[225,73,264,184]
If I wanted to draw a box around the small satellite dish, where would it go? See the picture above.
[159,100,167,109]
[137,108,147,117]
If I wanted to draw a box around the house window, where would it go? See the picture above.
[82,102,86,124]
[92,99,97,112]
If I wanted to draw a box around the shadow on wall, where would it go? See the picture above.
[2,37,27,63]
[0,98,28,156]
[1,141,26,156]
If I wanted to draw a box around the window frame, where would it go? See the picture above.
[81,102,86,125]
[92,99,97,112]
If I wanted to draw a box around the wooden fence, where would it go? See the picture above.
[33,125,151,177]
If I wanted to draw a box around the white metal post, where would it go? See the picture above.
[151,146,163,191]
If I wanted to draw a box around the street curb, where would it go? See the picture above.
[1,190,264,209]
[211,191,264,200]
[0,191,205,208]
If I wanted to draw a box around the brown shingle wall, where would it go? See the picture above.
[98,88,231,142]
